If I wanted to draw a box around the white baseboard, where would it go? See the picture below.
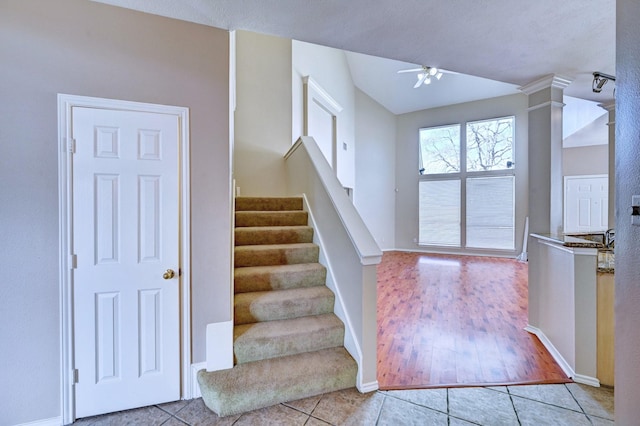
[191,362,206,399]
[574,374,601,387]
[525,325,600,387]
[525,325,575,379]
[15,417,61,426]
[357,380,379,393]
[391,247,516,259]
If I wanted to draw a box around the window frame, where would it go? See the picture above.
[418,115,516,251]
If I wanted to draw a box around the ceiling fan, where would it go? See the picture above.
[397,65,450,88]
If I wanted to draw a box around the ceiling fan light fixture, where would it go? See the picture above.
[400,64,448,88]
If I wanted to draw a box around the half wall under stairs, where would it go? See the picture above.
[197,197,357,416]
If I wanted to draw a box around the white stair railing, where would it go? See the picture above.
[284,136,382,392]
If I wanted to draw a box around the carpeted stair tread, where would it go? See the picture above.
[234,286,335,325]
[236,197,303,212]
[233,313,345,364]
[235,210,308,227]
[197,347,357,417]
[235,226,314,246]
[234,243,319,267]
[197,195,356,417]
[234,263,327,293]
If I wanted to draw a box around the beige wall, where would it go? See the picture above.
[0,1,230,424]
[562,145,609,176]
[234,31,292,196]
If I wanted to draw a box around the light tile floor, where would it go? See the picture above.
[72,383,613,425]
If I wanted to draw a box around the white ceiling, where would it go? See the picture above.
[343,51,520,114]
[92,0,616,112]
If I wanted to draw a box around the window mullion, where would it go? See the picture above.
[460,122,468,249]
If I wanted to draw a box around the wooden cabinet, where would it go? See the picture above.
[597,272,615,386]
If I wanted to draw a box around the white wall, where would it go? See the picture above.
[395,94,529,255]
[0,2,231,424]
[234,31,292,196]
[354,89,396,250]
[292,41,356,189]
[615,0,640,421]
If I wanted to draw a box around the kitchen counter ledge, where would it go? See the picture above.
[531,233,604,248]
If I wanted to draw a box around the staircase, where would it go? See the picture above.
[197,197,357,417]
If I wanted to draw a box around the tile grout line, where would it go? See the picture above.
[506,386,522,426]
[374,394,387,426]
[446,388,450,426]
[382,391,449,417]
[564,383,590,418]
[506,385,591,415]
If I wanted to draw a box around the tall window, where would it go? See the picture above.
[418,117,515,250]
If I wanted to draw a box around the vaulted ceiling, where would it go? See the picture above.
[93,0,616,112]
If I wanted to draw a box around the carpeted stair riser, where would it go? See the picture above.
[233,313,345,364]
[234,243,319,267]
[234,226,314,246]
[197,347,356,417]
[234,286,335,325]
[235,210,308,227]
[235,197,303,212]
[198,196,357,417]
[234,263,327,293]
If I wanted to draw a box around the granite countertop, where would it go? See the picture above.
[598,250,615,274]
[531,233,614,273]
[531,233,604,248]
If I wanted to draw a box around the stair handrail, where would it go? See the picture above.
[284,136,382,392]
[284,136,382,266]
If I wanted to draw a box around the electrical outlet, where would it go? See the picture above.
[632,195,640,225]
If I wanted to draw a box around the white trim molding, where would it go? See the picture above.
[206,321,234,371]
[526,100,566,112]
[525,325,601,387]
[519,74,573,94]
[191,362,206,398]
[303,76,343,116]
[524,325,575,379]
[57,94,191,423]
[358,381,380,393]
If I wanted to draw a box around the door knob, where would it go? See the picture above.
[163,269,176,280]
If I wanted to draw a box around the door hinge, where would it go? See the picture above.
[69,254,77,269]
[72,369,79,384]
[66,138,76,153]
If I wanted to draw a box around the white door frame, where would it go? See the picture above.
[302,76,342,170]
[57,94,191,424]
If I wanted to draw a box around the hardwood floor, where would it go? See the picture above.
[377,251,571,389]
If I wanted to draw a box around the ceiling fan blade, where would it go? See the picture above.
[398,68,424,74]
[413,74,427,88]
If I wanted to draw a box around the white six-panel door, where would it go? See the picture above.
[564,175,609,233]
[72,107,180,418]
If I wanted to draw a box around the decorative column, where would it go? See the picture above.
[600,102,615,228]
[520,75,572,236]
[520,75,571,329]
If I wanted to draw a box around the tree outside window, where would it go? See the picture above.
[466,117,514,172]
